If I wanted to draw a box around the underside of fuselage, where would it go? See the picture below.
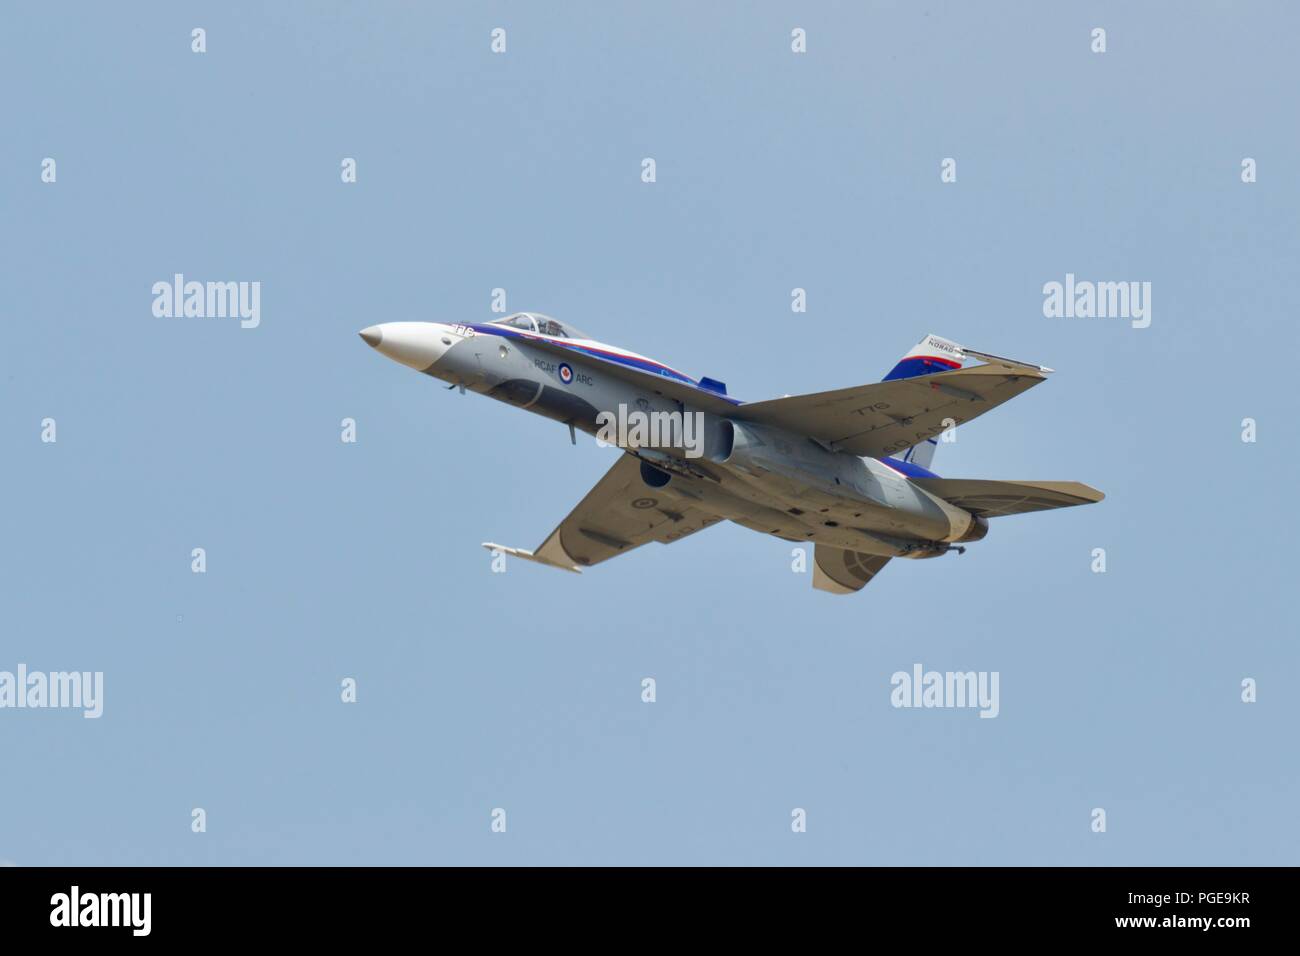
[629,452,977,559]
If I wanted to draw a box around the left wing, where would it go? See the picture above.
[736,353,1050,459]
[482,453,723,571]
[910,478,1104,517]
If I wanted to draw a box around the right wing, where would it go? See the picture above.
[736,350,1051,459]
[910,478,1104,517]
[483,453,724,571]
[812,544,891,595]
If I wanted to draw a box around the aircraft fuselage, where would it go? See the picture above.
[361,319,986,559]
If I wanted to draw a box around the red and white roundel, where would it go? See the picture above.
[558,362,574,384]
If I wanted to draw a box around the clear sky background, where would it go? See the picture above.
[2,2,1296,865]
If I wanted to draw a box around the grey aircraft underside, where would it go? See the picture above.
[359,313,1103,594]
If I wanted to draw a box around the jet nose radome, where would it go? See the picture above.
[357,322,455,372]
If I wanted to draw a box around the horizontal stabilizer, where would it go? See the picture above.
[812,544,891,594]
[911,478,1104,517]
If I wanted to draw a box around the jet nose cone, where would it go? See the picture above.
[358,322,456,372]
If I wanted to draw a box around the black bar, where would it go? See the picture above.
[0,867,1273,941]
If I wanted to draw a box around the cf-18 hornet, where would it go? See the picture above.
[360,314,1102,594]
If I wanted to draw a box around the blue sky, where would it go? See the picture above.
[2,1,1296,865]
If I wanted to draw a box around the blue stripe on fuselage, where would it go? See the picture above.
[469,324,743,404]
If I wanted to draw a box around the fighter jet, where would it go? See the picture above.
[359,314,1102,593]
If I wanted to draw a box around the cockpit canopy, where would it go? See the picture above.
[491,312,590,340]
